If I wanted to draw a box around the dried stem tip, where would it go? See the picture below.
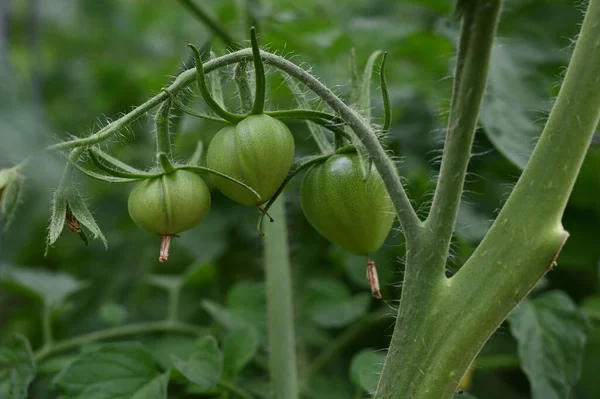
[259,206,275,223]
[159,235,174,263]
[366,258,382,299]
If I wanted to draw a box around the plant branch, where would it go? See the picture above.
[375,1,600,397]
[263,196,298,399]
[177,0,240,50]
[34,321,208,363]
[41,303,53,347]
[426,0,502,271]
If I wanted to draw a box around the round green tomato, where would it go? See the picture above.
[128,170,210,235]
[301,153,395,255]
[206,114,295,206]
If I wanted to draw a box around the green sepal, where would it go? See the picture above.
[176,165,261,202]
[188,44,244,123]
[90,147,147,174]
[155,99,173,157]
[163,89,229,124]
[45,165,107,255]
[157,152,176,174]
[208,51,225,109]
[284,78,333,153]
[267,109,351,142]
[170,36,213,135]
[257,154,331,235]
[188,140,205,165]
[65,155,141,183]
[68,187,107,249]
[88,149,161,179]
[358,50,383,121]
[0,168,24,232]
[380,52,391,138]
[249,27,266,115]
[234,61,254,112]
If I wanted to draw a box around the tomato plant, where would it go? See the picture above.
[1,1,600,399]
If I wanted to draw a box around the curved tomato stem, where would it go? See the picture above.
[249,27,266,115]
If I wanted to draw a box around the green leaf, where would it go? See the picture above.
[172,336,222,392]
[222,328,260,379]
[67,188,108,248]
[98,303,128,326]
[0,334,36,399]
[201,300,247,331]
[349,349,386,394]
[227,282,267,340]
[0,264,85,308]
[53,342,168,399]
[508,291,589,399]
[303,278,371,328]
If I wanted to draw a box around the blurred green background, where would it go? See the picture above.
[1,0,599,398]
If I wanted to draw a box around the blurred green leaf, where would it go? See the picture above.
[145,275,183,293]
[303,278,371,328]
[349,348,386,394]
[172,336,223,392]
[508,291,589,399]
[98,302,127,326]
[53,342,168,399]
[222,328,260,379]
[0,264,85,308]
[479,41,551,169]
[0,334,36,399]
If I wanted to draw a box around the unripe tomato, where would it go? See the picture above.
[301,153,395,255]
[128,170,210,235]
[206,114,295,206]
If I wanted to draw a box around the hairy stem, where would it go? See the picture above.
[263,196,298,399]
[426,0,502,273]
[375,0,600,397]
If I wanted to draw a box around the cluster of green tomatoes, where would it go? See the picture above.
[128,112,395,270]
[63,35,396,297]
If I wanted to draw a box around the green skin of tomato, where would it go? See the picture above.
[301,153,395,256]
[206,114,295,206]
[128,170,211,235]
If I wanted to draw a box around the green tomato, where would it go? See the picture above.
[128,170,210,235]
[206,114,295,206]
[301,153,395,256]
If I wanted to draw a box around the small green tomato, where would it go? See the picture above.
[206,114,295,206]
[128,170,210,262]
[300,153,395,256]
